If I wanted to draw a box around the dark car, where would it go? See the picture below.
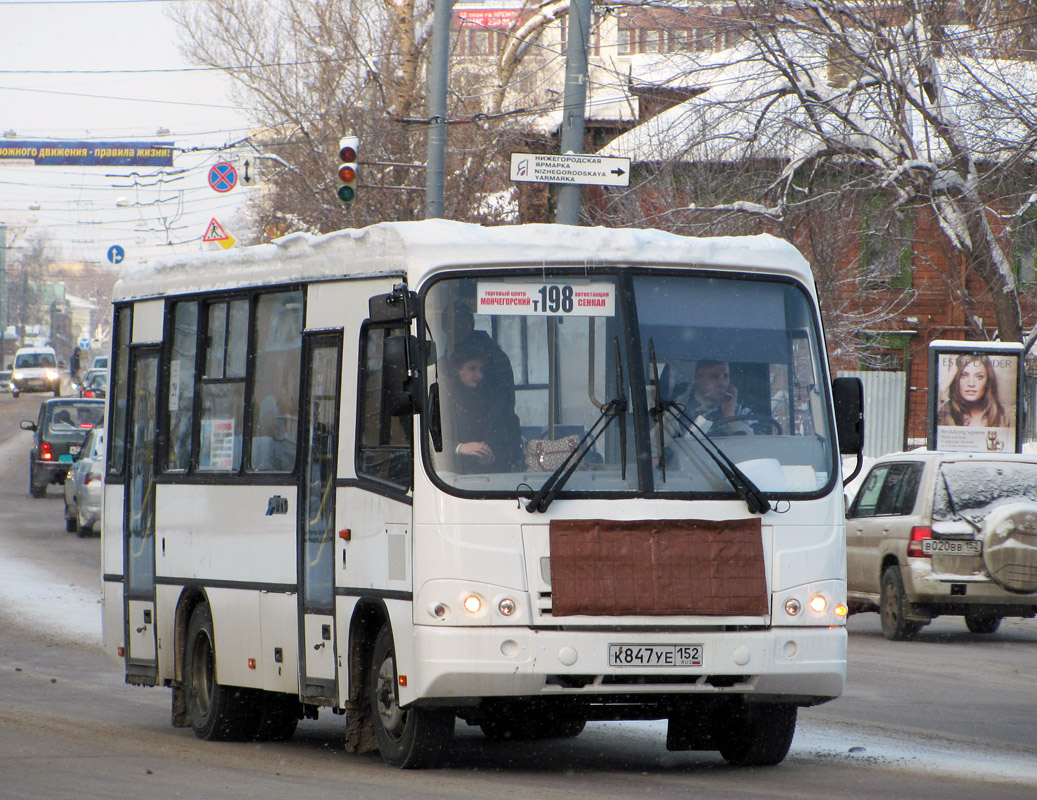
[21,398,105,498]
[78,369,108,399]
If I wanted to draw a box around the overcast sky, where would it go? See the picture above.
[0,0,258,267]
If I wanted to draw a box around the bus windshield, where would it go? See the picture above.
[423,271,835,499]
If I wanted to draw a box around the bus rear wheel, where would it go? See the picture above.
[184,603,254,741]
[369,624,453,768]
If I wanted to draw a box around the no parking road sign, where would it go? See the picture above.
[208,161,238,193]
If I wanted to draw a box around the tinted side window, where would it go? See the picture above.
[356,324,412,488]
[198,299,248,472]
[884,462,923,515]
[166,301,198,473]
[108,306,132,476]
[248,291,303,472]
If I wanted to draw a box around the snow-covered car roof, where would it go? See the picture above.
[869,450,1037,465]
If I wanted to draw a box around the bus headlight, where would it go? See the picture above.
[498,598,517,616]
[417,580,531,626]
[775,581,846,626]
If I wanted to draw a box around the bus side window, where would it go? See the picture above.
[357,323,412,489]
[166,301,198,472]
[197,299,248,472]
[248,291,303,472]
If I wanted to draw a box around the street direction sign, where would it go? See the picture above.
[510,153,631,187]
[208,162,238,193]
[107,244,125,264]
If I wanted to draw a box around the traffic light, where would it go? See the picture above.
[337,136,359,203]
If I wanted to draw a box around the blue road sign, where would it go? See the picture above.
[208,162,238,193]
[107,244,125,264]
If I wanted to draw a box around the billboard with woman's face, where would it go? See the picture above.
[929,342,1022,453]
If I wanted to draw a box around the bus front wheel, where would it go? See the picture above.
[184,603,254,741]
[717,703,797,767]
[369,625,453,768]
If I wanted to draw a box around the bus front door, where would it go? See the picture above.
[124,348,160,684]
[297,333,342,704]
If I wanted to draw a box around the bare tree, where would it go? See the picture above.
[170,0,557,236]
[599,1,1037,342]
[8,234,51,339]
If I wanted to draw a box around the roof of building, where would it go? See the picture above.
[598,38,1037,167]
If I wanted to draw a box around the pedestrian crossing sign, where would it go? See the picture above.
[202,218,235,249]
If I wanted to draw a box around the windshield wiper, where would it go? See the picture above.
[525,346,627,514]
[940,470,981,533]
[648,339,770,515]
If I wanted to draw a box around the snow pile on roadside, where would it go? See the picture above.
[0,536,103,649]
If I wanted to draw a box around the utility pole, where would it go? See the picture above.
[425,0,453,219]
[555,0,593,226]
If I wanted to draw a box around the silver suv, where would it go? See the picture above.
[846,451,1037,639]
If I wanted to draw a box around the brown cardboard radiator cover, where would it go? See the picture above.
[549,519,767,616]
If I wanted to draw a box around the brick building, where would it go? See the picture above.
[591,43,1037,453]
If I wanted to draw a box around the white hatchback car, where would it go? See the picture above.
[63,426,105,536]
[846,450,1037,639]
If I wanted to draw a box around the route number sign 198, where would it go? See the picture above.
[476,281,616,317]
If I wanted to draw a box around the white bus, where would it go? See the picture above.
[102,220,863,768]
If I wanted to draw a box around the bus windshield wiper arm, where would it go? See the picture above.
[657,400,771,515]
[524,396,626,513]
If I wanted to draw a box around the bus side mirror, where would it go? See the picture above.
[382,335,420,416]
[832,377,864,455]
[369,286,418,323]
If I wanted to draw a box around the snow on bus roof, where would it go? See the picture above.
[113,219,812,301]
